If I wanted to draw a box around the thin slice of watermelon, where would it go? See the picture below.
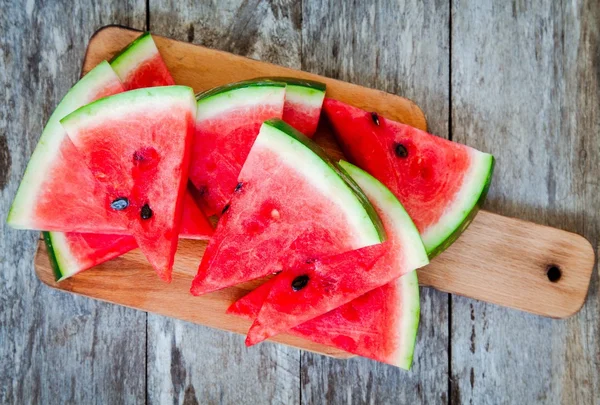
[189,80,287,217]
[191,119,384,295]
[7,61,127,233]
[110,32,175,90]
[44,231,138,281]
[62,86,197,281]
[260,77,325,137]
[324,98,494,256]
[229,162,422,368]
[245,161,428,345]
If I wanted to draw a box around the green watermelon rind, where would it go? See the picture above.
[110,32,157,80]
[7,61,122,228]
[43,231,78,282]
[425,153,495,258]
[262,119,386,243]
[339,161,424,369]
[255,76,326,106]
[60,85,196,132]
[255,76,326,92]
[196,79,286,102]
[195,80,287,123]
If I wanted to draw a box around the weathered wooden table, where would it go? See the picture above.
[1,1,598,404]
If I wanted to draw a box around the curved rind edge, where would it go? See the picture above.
[263,118,386,243]
[427,155,495,258]
[43,232,63,281]
[196,80,287,102]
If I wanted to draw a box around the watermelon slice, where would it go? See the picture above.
[7,61,127,233]
[229,162,423,368]
[244,160,428,345]
[189,80,287,217]
[191,119,384,295]
[263,77,325,137]
[44,231,138,281]
[61,86,197,281]
[324,98,494,256]
[110,32,175,90]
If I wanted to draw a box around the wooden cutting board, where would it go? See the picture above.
[34,26,595,358]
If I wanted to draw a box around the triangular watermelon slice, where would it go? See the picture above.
[110,32,175,90]
[191,119,384,295]
[324,98,494,256]
[229,163,423,368]
[61,86,197,281]
[244,161,428,345]
[189,80,287,217]
[7,61,127,233]
[40,34,212,281]
[262,77,325,137]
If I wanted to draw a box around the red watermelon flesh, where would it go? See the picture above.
[229,162,424,368]
[323,98,494,256]
[191,119,383,295]
[245,243,389,345]
[110,32,175,90]
[62,86,197,281]
[189,81,287,217]
[244,161,428,346]
[229,273,419,368]
[7,61,127,233]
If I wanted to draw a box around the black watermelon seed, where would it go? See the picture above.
[371,112,380,126]
[394,143,408,158]
[221,204,230,214]
[141,204,153,220]
[291,275,309,291]
[234,182,243,192]
[110,197,129,211]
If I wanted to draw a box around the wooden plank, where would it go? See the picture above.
[0,1,147,404]
[147,2,303,404]
[299,1,451,403]
[450,0,600,403]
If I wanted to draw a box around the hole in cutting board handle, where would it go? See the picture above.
[546,265,562,282]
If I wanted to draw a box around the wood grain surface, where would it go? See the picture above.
[449,1,600,403]
[2,0,599,404]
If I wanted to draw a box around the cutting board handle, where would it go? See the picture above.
[419,210,595,318]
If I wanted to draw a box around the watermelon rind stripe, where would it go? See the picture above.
[341,160,424,369]
[262,119,385,245]
[196,80,287,121]
[60,86,196,134]
[7,61,122,229]
[110,32,158,80]
[43,232,63,281]
[339,161,429,271]
[424,152,495,258]
[255,77,325,109]
[394,271,420,370]
[285,84,326,109]
[255,76,326,92]
[43,231,81,281]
